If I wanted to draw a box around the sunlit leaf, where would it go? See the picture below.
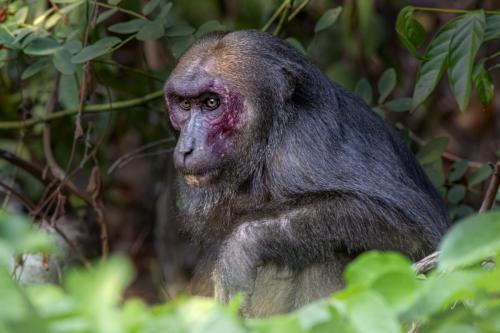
[15,6,29,24]
[447,11,485,112]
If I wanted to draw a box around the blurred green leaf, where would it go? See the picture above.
[165,23,196,37]
[58,74,79,109]
[45,13,62,29]
[354,78,372,105]
[196,20,226,38]
[136,20,165,41]
[447,185,466,204]
[64,39,83,54]
[447,11,485,112]
[170,35,195,58]
[484,14,500,41]
[108,19,147,34]
[143,0,161,16]
[108,0,122,5]
[416,137,449,166]
[344,290,399,333]
[384,97,412,112]
[286,37,306,55]
[473,62,494,107]
[53,48,76,74]
[314,7,342,33]
[439,212,500,271]
[468,164,493,187]
[23,37,60,56]
[377,68,396,104]
[15,6,29,24]
[396,6,426,58]
[449,160,469,182]
[97,8,118,24]
[71,37,121,63]
[21,58,50,80]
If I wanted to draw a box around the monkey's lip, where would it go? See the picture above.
[182,168,221,187]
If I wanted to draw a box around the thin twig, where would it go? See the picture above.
[479,162,500,213]
[413,252,439,275]
[0,90,164,130]
[288,0,310,21]
[0,179,36,211]
[274,0,294,36]
[395,123,484,169]
[90,0,149,20]
[108,138,176,174]
[261,0,289,32]
[413,6,500,15]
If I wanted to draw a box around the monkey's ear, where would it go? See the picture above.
[281,67,297,100]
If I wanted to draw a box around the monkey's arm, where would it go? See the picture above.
[214,193,425,304]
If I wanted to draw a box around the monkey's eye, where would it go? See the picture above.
[203,96,220,110]
[179,99,192,110]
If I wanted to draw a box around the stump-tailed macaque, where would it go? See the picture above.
[163,30,450,317]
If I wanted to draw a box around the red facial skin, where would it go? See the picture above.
[165,77,245,176]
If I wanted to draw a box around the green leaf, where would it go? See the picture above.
[15,6,29,24]
[136,20,165,41]
[439,212,500,271]
[396,6,426,58]
[23,37,60,55]
[384,97,412,112]
[142,0,161,16]
[423,161,445,188]
[108,19,147,34]
[354,78,373,105]
[314,7,343,33]
[53,48,76,74]
[157,2,173,20]
[21,58,50,80]
[96,8,118,24]
[447,185,466,204]
[108,0,122,5]
[45,13,62,29]
[58,74,79,109]
[447,11,486,112]
[286,37,306,55]
[377,68,396,104]
[416,137,449,166]
[165,23,196,37]
[64,39,83,54]
[468,164,493,187]
[344,290,399,333]
[449,160,469,182]
[195,20,226,38]
[371,272,418,313]
[52,0,82,2]
[71,37,121,63]
[345,251,414,287]
[170,35,195,58]
[473,62,494,107]
[411,15,464,109]
[485,14,500,41]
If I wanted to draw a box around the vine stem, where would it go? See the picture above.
[0,90,164,130]
[261,0,289,32]
[90,0,149,20]
[413,7,500,15]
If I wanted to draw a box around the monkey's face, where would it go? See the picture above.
[165,69,249,188]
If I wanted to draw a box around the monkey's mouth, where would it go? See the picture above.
[182,169,221,187]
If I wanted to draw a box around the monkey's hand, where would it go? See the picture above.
[213,223,263,307]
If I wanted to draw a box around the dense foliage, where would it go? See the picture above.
[0,0,499,332]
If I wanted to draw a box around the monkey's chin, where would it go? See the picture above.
[183,169,220,187]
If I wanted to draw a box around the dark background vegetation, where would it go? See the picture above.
[0,0,499,307]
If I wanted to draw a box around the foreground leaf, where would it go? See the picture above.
[396,6,426,58]
[439,212,500,271]
[71,37,121,63]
